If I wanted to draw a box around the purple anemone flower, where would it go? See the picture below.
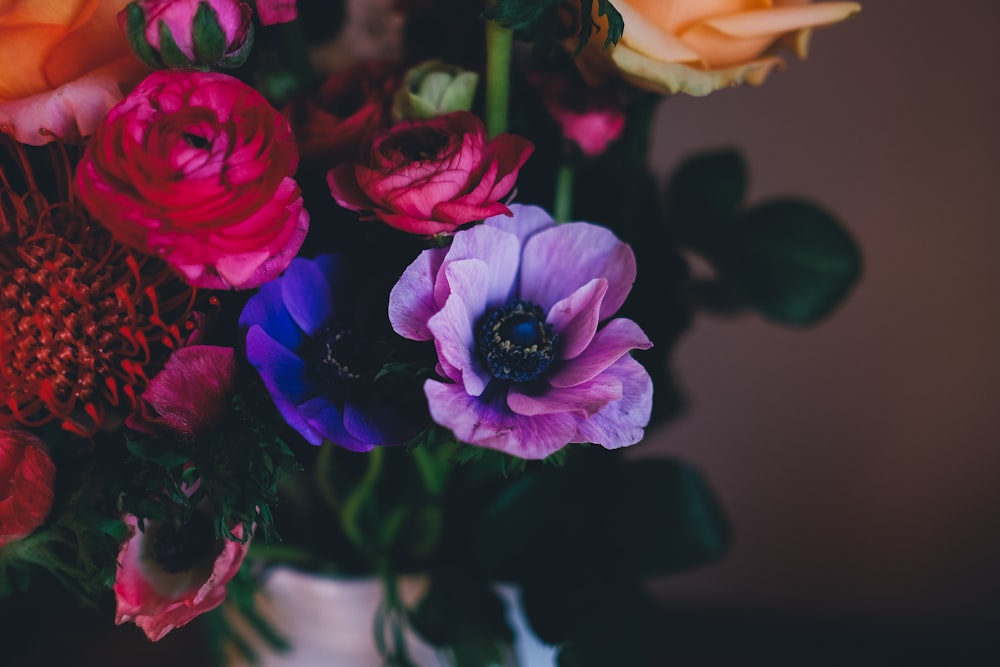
[240,254,415,451]
[389,205,653,459]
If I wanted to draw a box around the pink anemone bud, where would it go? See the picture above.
[120,0,255,69]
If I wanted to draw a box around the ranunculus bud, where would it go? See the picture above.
[0,430,56,548]
[391,60,479,122]
[327,111,533,236]
[527,71,626,157]
[120,0,255,69]
[76,70,308,290]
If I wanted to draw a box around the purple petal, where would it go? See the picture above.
[298,397,375,452]
[433,223,519,310]
[427,259,492,397]
[389,247,448,341]
[238,280,304,351]
[548,318,652,388]
[519,222,636,320]
[281,258,333,335]
[572,355,652,449]
[312,254,345,288]
[424,380,578,460]
[342,399,411,447]
[507,375,622,418]
[483,204,554,247]
[245,326,323,445]
[546,278,607,361]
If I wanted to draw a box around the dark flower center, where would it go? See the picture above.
[478,299,558,383]
[182,132,210,149]
[150,512,217,574]
[310,325,375,386]
[392,129,450,161]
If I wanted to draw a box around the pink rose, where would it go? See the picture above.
[75,70,308,290]
[0,429,56,548]
[114,512,250,641]
[527,71,626,157]
[120,0,254,69]
[327,111,533,235]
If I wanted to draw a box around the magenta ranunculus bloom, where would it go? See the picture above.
[75,70,308,290]
[389,205,653,459]
[327,111,533,236]
[114,512,249,641]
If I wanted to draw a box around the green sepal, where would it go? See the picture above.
[483,0,622,49]
[158,18,193,68]
[218,22,254,68]
[579,0,624,49]
[192,1,227,64]
[124,3,162,69]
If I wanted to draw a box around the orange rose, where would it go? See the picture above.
[574,0,861,96]
[0,0,149,145]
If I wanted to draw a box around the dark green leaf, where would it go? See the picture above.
[669,150,748,219]
[483,0,622,49]
[410,580,515,667]
[193,1,227,64]
[721,200,862,325]
[579,0,624,49]
[555,588,654,667]
[614,459,730,576]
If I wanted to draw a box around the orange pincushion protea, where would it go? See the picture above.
[0,138,198,436]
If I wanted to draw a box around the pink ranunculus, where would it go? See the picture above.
[327,111,534,235]
[120,0,254,69]
[0,429,56,548]
[75,70,308,290]
[527,71,626,157]
[254,0,297,25]
[114,512,250,641]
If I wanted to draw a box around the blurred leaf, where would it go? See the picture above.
[613,459,730,576]
[555,587,654,667]
[410,579,515,667]
[668,150,747,220]
[720,200,862,325]
[483,0,622,50]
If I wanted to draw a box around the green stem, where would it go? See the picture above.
[485,19,514,137]
[554,155,575,223]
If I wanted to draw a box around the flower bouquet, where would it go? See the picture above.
[0,0,862,665]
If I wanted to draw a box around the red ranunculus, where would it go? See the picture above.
[527,71,626,157]
[284,61,399,167]
[114,512,249,641]
[327,111,533,235]
[0,429,56,548]
[75,69,308,290]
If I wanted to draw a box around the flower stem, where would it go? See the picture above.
[485,18,514,137]
[554,155,575,223]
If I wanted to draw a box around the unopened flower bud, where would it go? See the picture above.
[392,60,478,122]
[119,0,255,70]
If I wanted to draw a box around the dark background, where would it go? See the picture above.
[3,1,1000,665]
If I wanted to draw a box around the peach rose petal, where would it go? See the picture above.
[615,1,701,64]
[0,56,148,144]
[678,23,779,69]
[0,0,93,29]
[703,4,862,38]
[611,44,784,96]
[624,0,767,35]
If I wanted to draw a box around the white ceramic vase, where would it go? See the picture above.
[224,567,558,667]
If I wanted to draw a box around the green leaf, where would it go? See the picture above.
[410,579,515,667]
[555,588,653,667]
[721,200,862,325]
[483,0,622,49]
[124,3,161,68]
[613,459,730,576]
[192,1,227,64]
[158,19,193,68]
[579,0,624,49]
[669,150,748,219]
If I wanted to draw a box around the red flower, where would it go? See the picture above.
[284,61,399,166]
[0,429,56,548]
[75,70,308,290]
[327,111,533,235]
[114,512,249,641]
